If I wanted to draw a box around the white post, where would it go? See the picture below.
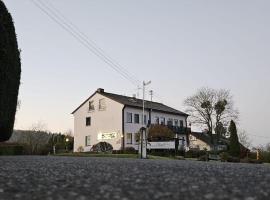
[139,81,151,159]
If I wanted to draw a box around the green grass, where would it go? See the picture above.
[55,152,175,160]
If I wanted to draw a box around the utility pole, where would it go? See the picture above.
[137,85,141,99]
[149,90,153,102]
[139,81,151,159]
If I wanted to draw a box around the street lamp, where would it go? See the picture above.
[140,80,151,159]
[65,138,69,151]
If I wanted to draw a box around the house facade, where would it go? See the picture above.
[188,132,228,151]
[72,88,189,152]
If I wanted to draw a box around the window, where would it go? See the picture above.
[126,133,132,144]
[86,117,91,126]
[167,118,173,126]
[99,98,106,110]
[155,117,159,124]
[141,114,147,125]
[85,135,91,146]
[174,119,179,127]
[135,132,140,144]
[180,120,184,127]
[134,114,140,124]
[126,112,132,123]
[160,117,165,125]
[88,101,94,111]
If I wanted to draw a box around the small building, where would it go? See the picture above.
[188,132,228,151]
[71,88,189,152]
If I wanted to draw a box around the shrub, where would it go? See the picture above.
[124,147,136,154]
[220,152,229,162]
[77,146,84,152]
[0,143,25,155]
[148,149,175,157]
[148,125,175,141]
[185,149,207,158]
[91,142,113,153]
[259,151,270,163]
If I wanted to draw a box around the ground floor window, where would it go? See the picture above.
[135,132,140,144]
[126,133,132,144]
[85,135,91,146]
[180,120,184,127]
[160,117,165,125]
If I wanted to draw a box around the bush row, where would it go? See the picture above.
[0,143,25,155]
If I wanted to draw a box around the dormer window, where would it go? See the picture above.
[89,101,94,111]
[99,98,106,110]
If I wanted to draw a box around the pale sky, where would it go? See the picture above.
[4,0,270,146]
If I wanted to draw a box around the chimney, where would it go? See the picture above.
[97,88,104,93]
[132,94,136,98]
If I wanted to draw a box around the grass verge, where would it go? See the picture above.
[55,152,175,160]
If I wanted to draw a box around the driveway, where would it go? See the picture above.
[0,156,269,199]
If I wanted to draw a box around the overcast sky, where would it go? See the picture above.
[4,0,270,146]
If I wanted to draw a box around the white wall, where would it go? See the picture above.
[189,135,211,150]
[123,107,188,150]
[73,93,124,152]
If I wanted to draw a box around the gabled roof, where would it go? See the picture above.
[71,88,188,116]
[190,132,250,151]
[190,132,228,146]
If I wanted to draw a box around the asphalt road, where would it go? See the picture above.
[0,156,270,200]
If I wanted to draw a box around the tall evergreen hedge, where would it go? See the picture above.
[0,1,21,142]
[228,120,240,157]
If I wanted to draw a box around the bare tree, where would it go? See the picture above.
[24,122,50,154]
[238,130,251,149]
[184,87,238,143]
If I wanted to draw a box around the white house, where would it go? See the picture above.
[72,88,189,152]
[188,132,228,151]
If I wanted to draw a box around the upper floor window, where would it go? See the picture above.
[89,101,94,111]
[180,120,184,127]
[86,117,91,126]
[174,119,179,127]
[134,114,140,124]
[160,117,165,125]
[155,117,159,124]
[85,135,91,146]
[99,98,106,110]
[126,112,132,123]
[167,118,173,126]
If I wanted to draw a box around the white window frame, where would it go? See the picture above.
[134,114,140,124]
[126,133,132,144]
[126,112,132,123]
[88,101,94,111]
[98,98,106,111]
[86,117,91,126]
[85,135,91,146]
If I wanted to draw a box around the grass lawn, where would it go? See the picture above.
[55,152,174,160]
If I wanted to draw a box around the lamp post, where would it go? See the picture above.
[140,80,151,159]
[65,137,69,151]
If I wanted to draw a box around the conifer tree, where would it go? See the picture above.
[228,120,240,157]
[0,0,21,141]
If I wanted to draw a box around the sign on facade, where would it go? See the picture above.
[148,141,175,149]
[97,132,117,140]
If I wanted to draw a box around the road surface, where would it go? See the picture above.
[0,156,270,199]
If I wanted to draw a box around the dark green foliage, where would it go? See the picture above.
[148,124,175,141]
[0,1,21,141]
[0,143,24,155]
[91,142,113,153]
[228,120,240,157]
[185,149,208,158]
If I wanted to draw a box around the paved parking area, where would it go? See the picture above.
[0,156,270,199]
